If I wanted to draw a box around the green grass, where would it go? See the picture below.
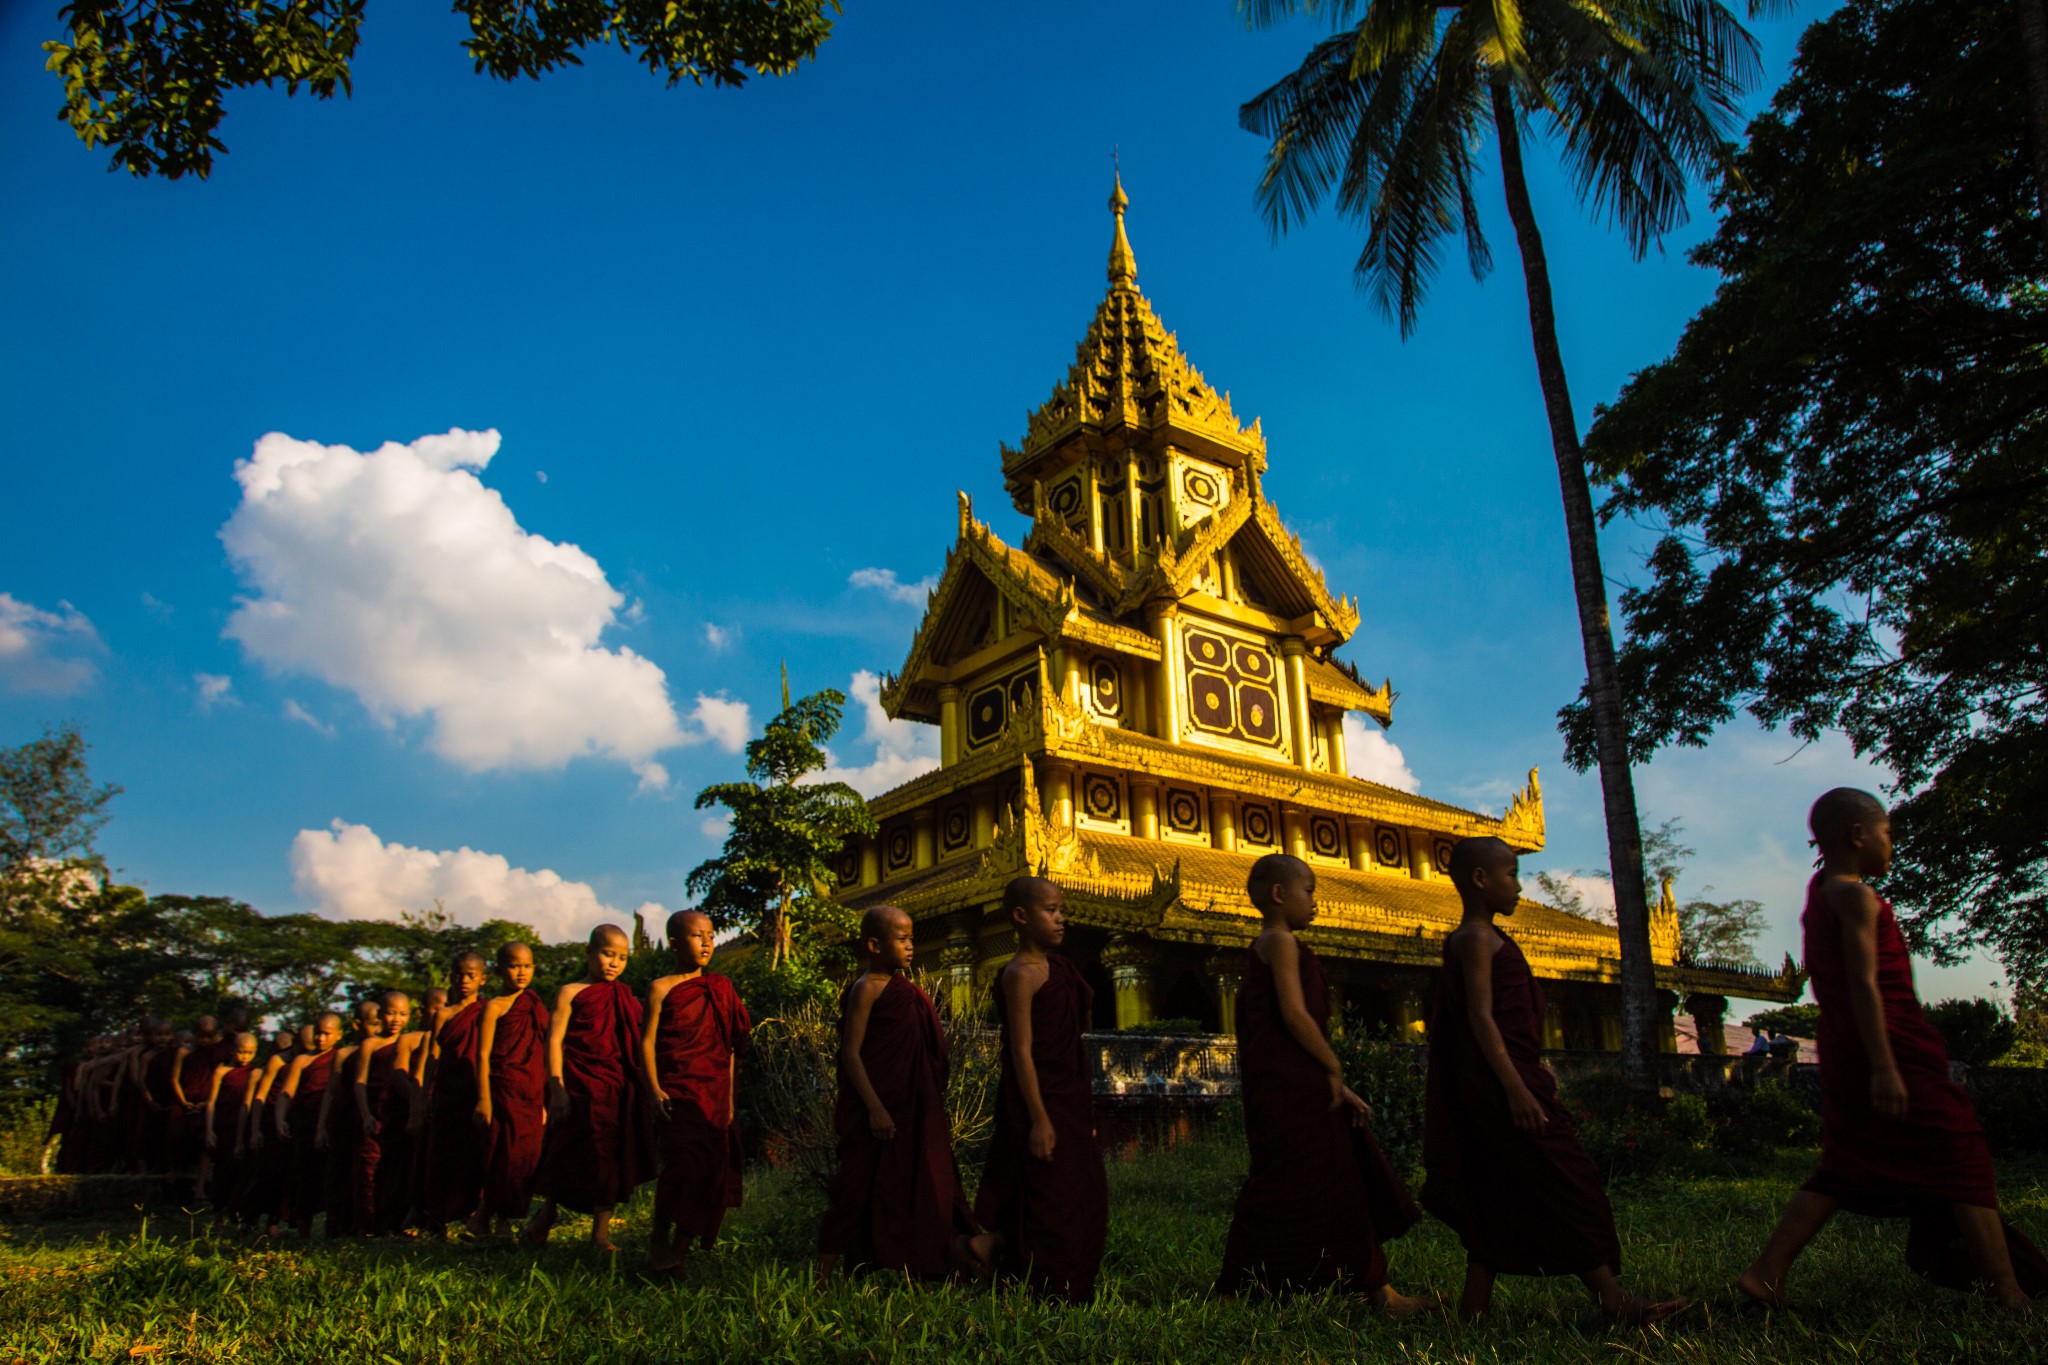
[1,1137,2042,1363]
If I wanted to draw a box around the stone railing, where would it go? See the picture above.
[1084,1032,1239,1099]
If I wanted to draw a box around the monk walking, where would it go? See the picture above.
[974,876,1108,1302]
[346,992,416,1236]
[1216,854,1426,1310]
[642,910,751,1276]
[1422,837,1686,1323]
[274,1012,343,1236]
[816,905,979,1286]
[171,1016,225,1190]
[475,943,552,1234]
[1738,789,2043,1309]
[318,999,381,1236]
[527,923,648,1253]
[203,1032,261,1214]
[421,953,491,1235]
[239,1028,299,1235]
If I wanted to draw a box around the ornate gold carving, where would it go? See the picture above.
[1499,768,1546,852]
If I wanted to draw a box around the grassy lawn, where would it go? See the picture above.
[2,1133,2041,1363]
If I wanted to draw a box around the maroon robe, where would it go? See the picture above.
[975,953,1108,1302]
[818,973,972,1276]
[321,1049,366,1236]
[482,990,552,1218]
[134,1047,180,1172]
[237,1069,292,1223]
[206,1063,257,1211]
[1421,929,1622,1277]
[1218,942,1417,1295]
[348,1043,399,1234]
[171,1042,221,1169]
[422,999,488,1224]
[286,1050,337,1226]
[1801,877,2048,1295]
[651,975,751,1246]
[534,980,649,1214]
[372,1045,422,1235]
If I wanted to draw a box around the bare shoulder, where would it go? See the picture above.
[555,981,588,1011]
[647,974,681,1007]
[1252,925,1296,968]
[1821,875,1880,921]
[1446,921,1501,965]
[483,994,516,1019]
[1001,956,1049,1002]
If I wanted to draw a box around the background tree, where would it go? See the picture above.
[1238,0,1781,1091]
[46,0,840,180]
[1742,1003,1820,1037]
[1534,817,1767,968]
[1574,0,2048,990]
[1924,997,2018,1068]
[688,681,876,990]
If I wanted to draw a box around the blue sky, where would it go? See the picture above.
[0,2,1999,1006]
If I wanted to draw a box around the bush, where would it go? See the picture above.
[1925,996,2016,1067]
[1742,1004,1820,1036]
[1710,1080,1820,1157]
[1967,1067,2048,1153]
[1329,1031,1425,1181]
[0,1098,54,1176]
[1117,1018,1208,1036]
[1560,1072,1819,1178]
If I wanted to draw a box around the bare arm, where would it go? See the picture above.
[474,997,512,1128]
[1453,927,1547,1136]
[1258,929,1364,1119]
[641,979,674,1114]
[544,984,581,1121]
[838,975,896,1139]
[1829,878,1908,1118]
[1001,961,1057,1160]
[315,1048,351,1148]
[353,1037,381,1132]
[273,1056,310,1138]
[202,1065,229,1148]
[170,1047,194,1107]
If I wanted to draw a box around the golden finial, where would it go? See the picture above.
[1108,159,1136,289]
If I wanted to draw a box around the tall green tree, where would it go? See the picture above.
[46,0,840,180]
[1238,0,1780,1091]
[688,682,876,978]
[1575,0,2048,989]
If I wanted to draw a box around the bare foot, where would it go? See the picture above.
[647,1250,679,1275]
[1606,1296,1691,1328]
[1735,1268,1788,1309]
[955,1233,996,1281]
[521,1220,551,1247]
[592,1238,621,1255]
[463,1212,490,1239]
[1374,1287,1435,1319]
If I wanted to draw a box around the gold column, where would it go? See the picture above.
[1146,602,1182,744]
[1103,933,1157,1029]
[1125,454,1142,554]
[1210,791,1238,852]
[1049,645,1074,706]
[1087,459,1107,555]
[859,837,880,888]
[1386,971,1428,1039]
[1207,951,1246,1038]
[942,914,979,1020]
[1407,829,1431,881]
[1283,806,1308,860]
[1279,637,1313,772]
[912,809,935,871]
[938,684,962,768]
[971,786,996,848]
[1685,992,1729,1056]
[1041,761,1075,829]
[1599,1008,1623,1053]
[1658,989,1681,1054]
[1327,711,1349,777]
[1130,777,1160,840]
[1543,999,1567,1050]
[1344,817,1371,872]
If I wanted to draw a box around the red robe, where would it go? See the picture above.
[371,1045,422,1235]
[1218,942,1417,1295]
[1421,930,1623,1277]
[1801,878,2048,1294]
[348,1043,399,1234]
[974,953,1108,1302]
[818,974,972,1276]
[482,990,552,1218]
[321,1048,365,1236]
[171,1043,221,1170]
[534,980,648,1214]
[134,1047,180,1172]
[287,1050,337,1226]
[422,1000,488,1224]
[651,975,751,1246]
[238,1070,292,1223]
[206,1063,257,1211]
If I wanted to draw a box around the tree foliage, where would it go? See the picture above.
[1741,1003,1820,1037]
[45,0,840,180]
[1925,996,2018,1068]
[1573,0,2048,986]
[1532,817,1767,968]
[688,686,875,984]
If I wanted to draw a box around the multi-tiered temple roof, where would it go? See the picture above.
[832,180,1799,1044]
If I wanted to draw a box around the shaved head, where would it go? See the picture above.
[381,990,412,1012]
[316,1012,343,1031]
[859,905,912,944]
[1246,853,1311,913]
[1447,837,1516,895]
[496,940,533,967]
[1810,787,1888,850]
[451,951,487,974]
[353,998,382,1023]
[590,923,630,949]
[666,909,712,942]
[1003,876,1057,915]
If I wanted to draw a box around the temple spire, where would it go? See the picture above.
[1107,171,1137,289]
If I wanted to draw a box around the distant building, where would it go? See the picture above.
[833,180,1800,1052]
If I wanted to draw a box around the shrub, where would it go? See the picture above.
[1329,1031,1425,1180]
[0,1099,54,1176]
[1967,1067,2048,1153]
[1925,997,2016,1067]
[1117,1018,1208,1036]
[1710,1080,1820,1157]
[1742,1004,1820,1037]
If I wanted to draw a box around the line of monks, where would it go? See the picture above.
[41,788,2047,1315]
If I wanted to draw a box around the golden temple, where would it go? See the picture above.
[832,179,1800,1052]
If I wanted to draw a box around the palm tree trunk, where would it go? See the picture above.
[1490,83,1659,1096]
[2019,0,2048,222]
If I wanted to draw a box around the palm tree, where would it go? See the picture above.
[1239,0,1782,1093]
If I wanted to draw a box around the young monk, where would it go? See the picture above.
[203,1032,262,1213]
[1738,789,2044,1309]
[421,954,491,1234]
[1216,854,1426,1310]
[1423,837,1686,1324]
[130,1018,179,1173]
[171,1016,226,1187]
[973,876,1108,1302]
[474,943,552,1235]
[815,905,978,1286]
[274,1012,344,1235]
[527,923,648,1253]
[317,998,381,1236]
[642,910,751,1276]
[239,1029,300,1235]
[346,994,413,1236]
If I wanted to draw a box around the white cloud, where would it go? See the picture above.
[0,593,101,695]
[1530,869,1619,923]
[820,668,941,797]
[535,470,549,484]
[703,622,736,652]
[688,693,753,752]
[1343,715,1420,793]
[219,428,691,788]
[699,812,733,841]
[282,698,334,735]
[291,819,665,944]
[848,567,936,607]
[195,673,238,710]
